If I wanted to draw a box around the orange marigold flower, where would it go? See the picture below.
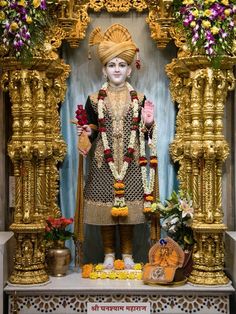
[111,207,119,216]
[143,207,151,213]
[114,182,125,189]
[111,207,128,217]
[114,259,125,270]
[82,264,93,278]
[139,159,147,164]
[150,159,158,164]
[146,196,154,201]
[115,190,125,195]
[120,207,128,216]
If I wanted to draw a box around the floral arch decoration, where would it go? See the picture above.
[0,0,235,285]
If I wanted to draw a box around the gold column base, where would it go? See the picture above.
[188,269,229,285]
[9,267,49,285]
[9,224,49,285]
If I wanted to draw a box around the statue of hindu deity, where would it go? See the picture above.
[77,24,157,269]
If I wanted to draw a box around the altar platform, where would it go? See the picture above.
[4,272,235,314]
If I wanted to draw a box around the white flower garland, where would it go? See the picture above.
[139,120,158,213]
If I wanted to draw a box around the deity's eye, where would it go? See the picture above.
[107,63,115,68]
[119,63,127,68]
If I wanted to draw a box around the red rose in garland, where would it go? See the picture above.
[76,104,88,126]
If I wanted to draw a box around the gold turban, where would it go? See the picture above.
[89,24,137,65]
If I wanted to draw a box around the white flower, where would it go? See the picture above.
[180,200,194,219]
[170,216,180,225]
[169,225,178,233]
[162,215,180,233]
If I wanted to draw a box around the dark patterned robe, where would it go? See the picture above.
[83,85,146,225]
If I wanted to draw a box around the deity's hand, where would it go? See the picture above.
[79,148,89,157]
[142,100,154,127]
[77,124,92,137]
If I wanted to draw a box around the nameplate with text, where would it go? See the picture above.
[87,302,150,314]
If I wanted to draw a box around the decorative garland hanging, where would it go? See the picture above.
[97,81,158,217]
[139,120,158,214]
[98,82,139,217]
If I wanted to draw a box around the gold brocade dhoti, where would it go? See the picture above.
[101,225,134,255]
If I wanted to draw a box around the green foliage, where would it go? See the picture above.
[152,190,194,250]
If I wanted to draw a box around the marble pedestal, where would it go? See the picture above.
[0,232,14,314]
[4,272,234,314]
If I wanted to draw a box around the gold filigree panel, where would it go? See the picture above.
[55,0,174,49]
[89,0,147,12]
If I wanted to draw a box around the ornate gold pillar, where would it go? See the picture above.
[167,56,235,285]
[1,58,69,284]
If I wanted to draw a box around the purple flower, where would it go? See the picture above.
[220,31,228,38]
[13,40,19,49]
[229,20,234,28]
[205,30,215,44]
[194,23,200,31]
[40,0,47,10]
[192,32,199,44]
[10,2,17,9]
[180,6,188,14]
[13,39,24,50]
[183,14,194,27]
[5,21,10,30]
[206,47,214,55]
[18,7,27,15]
[18,39,23,47]
[24,32,30,40]
[22,25,27,31]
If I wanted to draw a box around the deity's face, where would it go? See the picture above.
[103,57,131,87]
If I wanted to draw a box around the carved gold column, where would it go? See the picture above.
[167,56,235,285]
[1,58,69,284]
[146,0,174,49]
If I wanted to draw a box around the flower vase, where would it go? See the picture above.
[46,240,71,277]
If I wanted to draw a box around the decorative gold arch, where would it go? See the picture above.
[0,0,235,285]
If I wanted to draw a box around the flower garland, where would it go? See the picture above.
[82,262,143,280]
[139,120,158,214]
[97,82,139,217]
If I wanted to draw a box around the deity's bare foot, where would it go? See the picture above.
[103,253,115,269]
[122,254,135,269]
